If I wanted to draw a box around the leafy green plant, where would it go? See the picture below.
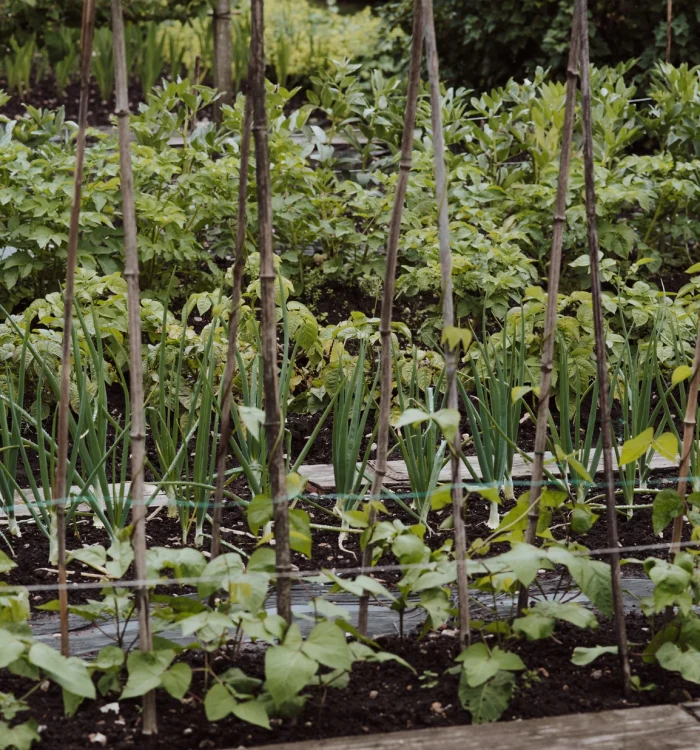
[91,27,114,103]
[2,36,36,96]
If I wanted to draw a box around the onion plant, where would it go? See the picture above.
[331,339,378,509]
[393,351,447,524]
[612,318,675,509]
[546,337,602,503]
[459,316,528,528]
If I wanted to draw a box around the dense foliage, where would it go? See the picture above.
[382,0,700,89]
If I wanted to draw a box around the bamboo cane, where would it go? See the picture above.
[670,318,700,554]
[422,0,470,649]
[357,0,424,636]
[213,0,234,123]
[111,0,158,732]
[250,0,291,622]
[517,0,582,614]
[666,0,673,63]
[578,0,631,698]
[211,96,253,560]
[52,0,97,659]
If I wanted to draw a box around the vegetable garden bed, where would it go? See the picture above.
[2,0,700,747]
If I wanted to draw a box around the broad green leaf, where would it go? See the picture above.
[456,643,524,687]
[161,663,192,700]
[475,487,501,506]
[619,428,653,466]
[231,699,270,728]
[512,613,555,640]
[432,408,460,443]
[430,486,452,511]
[121,649,175,699]
[286,472,305,500]
[302,621,352,671]
[0,718,39,750]
[395,408,430,429]
[0,629,26,668]
[247,494,273,535]
[548,548,613,616]
[533,600,597,629]
[571,504,598,534]
[687,262,700,273]
[205,683,237,721]
[28,643,96,699]
[289,508,312,558]
[458,670,515,724]
[652,433,678,463]
[93,645,125,670]
[652,488,685,535]
[0,551,16,574]
[264,646,317,706]
[571,645,618,666]
[238,406,265,440]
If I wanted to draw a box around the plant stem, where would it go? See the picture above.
[671,319,700,553]
[357,0,424,637]
[111,0,157,732]
[213,0,234,123]
[250,0,291,623]
[578,0,631,698]
[53,0,97,659]
[211,96,253,560]
[422,0,469,649]
[518,0,581,614]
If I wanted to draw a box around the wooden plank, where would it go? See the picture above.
[251,704,700,750]
[298,452,678,491]
[1,483,169,519]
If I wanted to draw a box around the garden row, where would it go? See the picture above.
[1,1,700,748]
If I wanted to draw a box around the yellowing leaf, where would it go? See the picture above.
[652,432,679,463]
[672,365,693,386]
[687,262,700,274]
[441,326,473,352]
[619,428,653,466]
[511,386,532,405]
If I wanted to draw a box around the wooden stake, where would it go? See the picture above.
[213,0,234,123]
[250,0,291,623]
[53,0,97,659]
[518,0,582,614]
[211,96,253,560]
[666,0,673,63]
[578,0,631,698]
[111,0,158,732]
[422,0,469,650]
[670,318,700,554]
[357,0,424,636]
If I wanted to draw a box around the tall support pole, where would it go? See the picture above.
[518,0,582,614]
[112,0,158,732]
[670,319,700,554]
[578,0,631,698]
[666,0,673,63]
[53,0,97,658]
[213,0,234,123]
[211,96,253,560]
[250,0,291,622]
[422,0,469,649]
[357,0,424,636]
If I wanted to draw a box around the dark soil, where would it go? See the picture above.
[0,74,147,127]
[2,613,698,749]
